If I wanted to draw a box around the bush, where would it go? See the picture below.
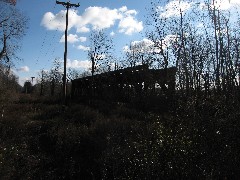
[1,94,240,179]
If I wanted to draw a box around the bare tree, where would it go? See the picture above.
[37,69,49,96]
[0,64,19,115]
[48,58,62,96]
[0,2,28,64]
[147,0,240,97]
[67,67,81,81]
[123,40,155,68]
[88,29,114,76]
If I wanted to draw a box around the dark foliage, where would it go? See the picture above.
[1,94,240,179]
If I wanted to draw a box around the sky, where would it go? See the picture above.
[2,0,240,86]
[7,0,150,85]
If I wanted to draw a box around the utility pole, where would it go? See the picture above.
[56,0,80,104]
[31,77,35,83]
[40,70,44,96]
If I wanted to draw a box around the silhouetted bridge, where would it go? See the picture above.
[71,65,177,103]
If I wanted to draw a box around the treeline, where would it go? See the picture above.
[146,0,240,99]
[0,1,28,102]
[68,0,240,102]
[25,58,84,97]
[0,64,21,105]
[2,1,240,179]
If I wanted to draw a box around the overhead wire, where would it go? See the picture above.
[36,2,80,70]
[35,2,57,67]
[43,23,63,63]
[42,17,64,69]
[45,6,80,68]
[47,32,63,61]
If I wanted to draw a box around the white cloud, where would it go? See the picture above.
[119,6,128,12]
[123,36,176,54]
[155,0,240,34]
[125,9,137,16]
[79,6,122,30]
[42,6,143,35]
[123,38,154,53]
[79,36,87,42]
[41,10,76,31]
[19,77,30,86]
[60,34,78,43]
[119,16,143,35]
[118,6,143,35]
[161,34,177,49]
[206,0,240,26]
[67,59,91,69]
[212,0,240,10]
[21,77,29,81]
[157,0,240,19]
[110,31,115,36]
[77,26,90,33]
[77,45,90,51]
[122,45,129,53]
[132,38,154,48]
[17,66,29,72]
[158,0,192,18]
[41,12,62,31]
[60,34,87,43]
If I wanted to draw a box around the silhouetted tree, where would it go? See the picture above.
[147,0,240,97]
[0,64,20,108]
[88,29,114,76]
[123,40,156,69]
[67,67,81,81]
[23,80,32,94]
[37,69,49,96]
[48,58,62,96]
[0,2,28,64]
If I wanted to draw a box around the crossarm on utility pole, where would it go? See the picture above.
[56,1,80,7]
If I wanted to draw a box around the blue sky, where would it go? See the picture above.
[3,0,240,85]
[11,0,151,85]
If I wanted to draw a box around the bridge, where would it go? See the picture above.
[71,65,177,102]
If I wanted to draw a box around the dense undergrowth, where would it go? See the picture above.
[1,94,240,179]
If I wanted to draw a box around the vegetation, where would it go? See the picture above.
[1,0,240,179]
[88,29,115,75]
[0,92,240,179]
[0,1,28,64]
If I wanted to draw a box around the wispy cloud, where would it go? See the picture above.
[77,45,90,51]
[79,36,87,42]
[17,66,29,72]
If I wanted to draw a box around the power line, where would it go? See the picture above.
[35,2,57,65]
